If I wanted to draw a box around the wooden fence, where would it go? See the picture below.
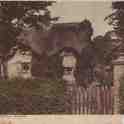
[66,84,114,114]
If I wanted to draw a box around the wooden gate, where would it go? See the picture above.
[66,84,114,114]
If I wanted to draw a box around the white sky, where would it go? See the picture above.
[49,1,113,37]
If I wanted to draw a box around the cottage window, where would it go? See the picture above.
[63,67,72,75]
[21,62,30,73]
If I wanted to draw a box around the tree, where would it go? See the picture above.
[90,31,119,85]
[105,2,124,38]
[0,1,56,79]
[76,30,117,86]
[73,19,94,87]
[78,19,93,42]
[89,1,124,85]
[105,2,124,64]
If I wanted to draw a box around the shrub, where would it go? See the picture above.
[0,78,67,114]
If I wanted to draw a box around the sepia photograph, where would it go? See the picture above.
[0,0,123,115]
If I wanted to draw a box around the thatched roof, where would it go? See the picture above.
[17,21,93,56]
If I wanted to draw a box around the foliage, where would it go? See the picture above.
[0,1,56,57]
[79,19,93,41]
[0,1,56,28]
[85,31,120,86]
[76,43,94,87]
[76,31,115,87]
[105,2,124,37]
[93,33,116,65]
[0,78,67,114]
[47,53,63,79]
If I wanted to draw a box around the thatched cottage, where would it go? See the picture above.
[7,19,93,79]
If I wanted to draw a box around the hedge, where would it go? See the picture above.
[0,78,67,114]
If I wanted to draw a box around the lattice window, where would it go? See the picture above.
[21,62,30,73]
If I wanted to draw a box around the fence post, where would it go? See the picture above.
[112,51,124,114]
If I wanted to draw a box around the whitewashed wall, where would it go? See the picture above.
[7,50,32,79]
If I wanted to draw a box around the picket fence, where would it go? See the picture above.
[66,84,114,114]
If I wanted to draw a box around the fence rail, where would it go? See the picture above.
[67,84,114,114]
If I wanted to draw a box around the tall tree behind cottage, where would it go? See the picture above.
[0,1,56,79]
[105,2,124,39]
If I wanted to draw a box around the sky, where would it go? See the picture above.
[49,1,113,37]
